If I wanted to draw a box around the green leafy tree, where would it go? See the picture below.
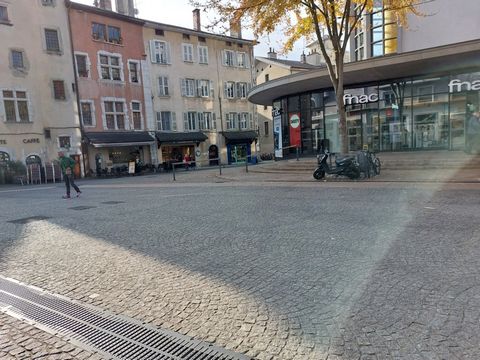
[192,0,422,152]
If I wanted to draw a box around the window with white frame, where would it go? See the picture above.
[184,112,197,131]
[128,60,140,83]
[2,90,29,123]
[103,100,126,130]
[181,78,195,97]
[41,0,56,6]
[131,101,142,130]
[150,40,170,64]
[226,112,237,130]
[11,50,25,70]
[224,81,235,99]
[182,43,194,62]
[198,80,210,97]
[0,5,9,22]
[199,112,215,130]
[58,136,71,149]
[223,50,235,66]
[80,100,95,127]
[99,53,122,81]
[75,53,89,77]
[237,82,248,98]
[157,111,176,131]
[237,52,247,68]
[158,76,169,96]
[44,29,60,52]
[198,45,208,64]
[239,112,248,129]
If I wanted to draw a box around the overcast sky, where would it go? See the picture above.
[72,0,306,60]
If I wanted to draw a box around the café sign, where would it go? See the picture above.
[23,138,40,144]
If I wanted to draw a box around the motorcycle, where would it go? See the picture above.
[313,151,361,180]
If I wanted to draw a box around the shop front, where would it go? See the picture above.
[249,40,480,154]
[221,131,258,164]
[84,131,156,176]
[155,131,208,169]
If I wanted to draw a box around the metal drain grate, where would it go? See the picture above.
[0,277,250,360]
[69,206,97,211]
[101,201,125,205]
[7,216,51,224]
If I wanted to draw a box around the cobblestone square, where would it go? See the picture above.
[1,175,480,359]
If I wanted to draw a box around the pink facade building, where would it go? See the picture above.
[67,1,155,176]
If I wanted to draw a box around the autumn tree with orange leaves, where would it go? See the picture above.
[191,0,422,153]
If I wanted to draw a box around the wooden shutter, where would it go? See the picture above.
[172,112,177,131]
[180,79,186,96]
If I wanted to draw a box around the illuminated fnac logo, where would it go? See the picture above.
[448,79,480,93]
[343,93,378,105]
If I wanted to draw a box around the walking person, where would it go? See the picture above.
[58,151,81,199]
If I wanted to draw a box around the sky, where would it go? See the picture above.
[73,0,306,61]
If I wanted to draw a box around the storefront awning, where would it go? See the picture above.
[155,131,208,145]
[221,131,258,144]
[84,131,156,148]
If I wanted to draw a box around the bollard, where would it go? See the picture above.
[296,147,299,161]
[172,163,176,181]
[218,159,222,175]
[245,158,248,173]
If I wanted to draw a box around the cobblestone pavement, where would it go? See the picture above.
[0,175,480,359]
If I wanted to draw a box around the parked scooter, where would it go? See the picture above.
[313,151,360,180]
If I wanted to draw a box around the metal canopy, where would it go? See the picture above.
[85,132,156,148]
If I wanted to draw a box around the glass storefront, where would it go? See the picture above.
[277,70,480,153]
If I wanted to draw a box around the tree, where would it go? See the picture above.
[191,0,422,153]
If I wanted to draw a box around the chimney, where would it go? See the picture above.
[300,51,307,64]
[229,18,242,39]
[267,48,277,59]
[115,0,135,16]
[193,9,201,31]
[94,0,112,11]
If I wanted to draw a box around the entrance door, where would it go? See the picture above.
[346,112,363,152]
[231,144,247,163]
[209,145,219,165]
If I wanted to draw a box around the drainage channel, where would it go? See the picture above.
[0,277,250,360]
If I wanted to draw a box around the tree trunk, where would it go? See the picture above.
[335,62,348,153]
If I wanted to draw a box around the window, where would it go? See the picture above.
[92,23,106,41]
[0,151,10,163]
[155,29,164,36]
[417,86,434,103]
[131,101,142,130]
[198,46,208,64]
[157,111,176,131]
[237,82,248,98]
[0,6,8,22]
[181,78,195,97]
[370,3,397,57]
[198,112,215,130]
[103,100,126,130]
[264,121,269,136]
[58,136,71,149]
[183,34,190,40]
[150,40,170,64]
[182,43,194,62]
[224,81,235,99]
[75,54,89,77]
[158,76,169,96]
[107,26,121,44]
[128,61,139,83]
[45,29,60,52]
[198,80,210,97]
[99,53,122,81]
[223,50,235,66]
[237,52,246,68]
[240,112,248,129]
[184,112,197,131]
[80,101,94,126]
[226,113,237,130]
[11,51,24,69]
[265,74,269,82]
[2,90,29,123]
[41,0,55,6]
[198,36,206,42]
[53,80,66,100]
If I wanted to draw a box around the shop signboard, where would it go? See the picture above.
[273,108,283,158]
[128,161,135,174]
[289,113,301,148]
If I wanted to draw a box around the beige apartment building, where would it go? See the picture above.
[255,50,318,155]
[0,0,82,176]
[143,11,257,167]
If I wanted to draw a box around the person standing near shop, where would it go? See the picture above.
[466,111,480,154]
[58,151,81,199]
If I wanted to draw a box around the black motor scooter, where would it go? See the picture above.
[313,151,360,180]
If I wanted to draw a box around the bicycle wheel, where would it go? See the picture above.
[373,156,381,175]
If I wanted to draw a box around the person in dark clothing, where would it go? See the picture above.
[58,151,81,199]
